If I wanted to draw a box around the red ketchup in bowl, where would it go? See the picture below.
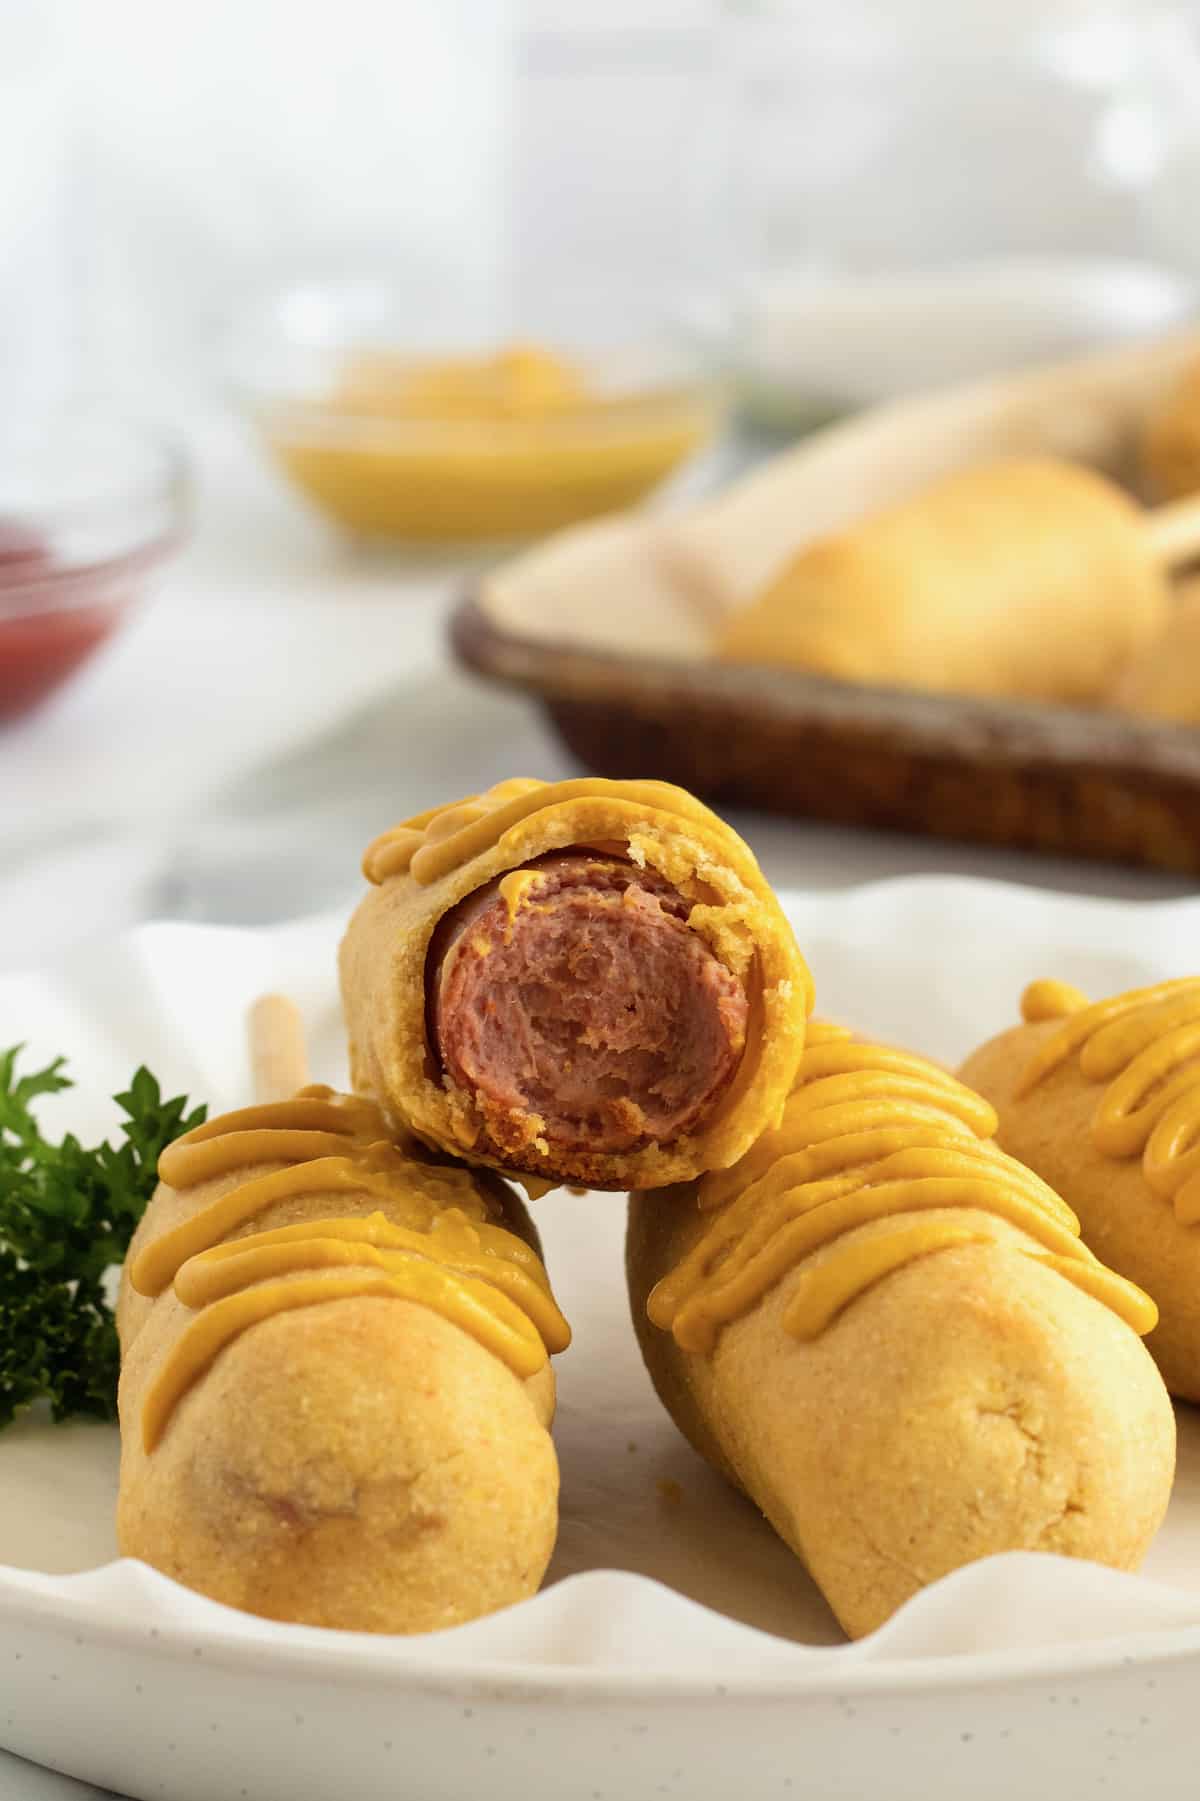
[0,521,124,723]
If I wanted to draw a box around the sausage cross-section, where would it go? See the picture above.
[431,852,750,1158]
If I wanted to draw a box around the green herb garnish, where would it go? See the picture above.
[0,1046,206,1430]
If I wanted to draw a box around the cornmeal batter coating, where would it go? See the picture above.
[718,458,1168,704]
[628,1024,1175,1638]
[116,1086,567,1633]
[963,976,1200,1400]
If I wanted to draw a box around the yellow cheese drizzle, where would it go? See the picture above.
[1018,976,1200,1225]
[648,1022,1157,1352]
[134,1085,570,1452]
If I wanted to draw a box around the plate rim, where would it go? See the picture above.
[6,1559,1200,1701]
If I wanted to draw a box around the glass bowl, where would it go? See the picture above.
[0,416,188,724]
[226,278,722,543]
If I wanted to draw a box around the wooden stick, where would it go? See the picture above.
[1144,491,1200,571]
[247,994,310,1104]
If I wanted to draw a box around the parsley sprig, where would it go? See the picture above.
[0,1046,206,1429]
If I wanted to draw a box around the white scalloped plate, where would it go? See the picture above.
[5,881,1200,1801]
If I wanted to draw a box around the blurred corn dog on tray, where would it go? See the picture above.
[453,330,1200,874]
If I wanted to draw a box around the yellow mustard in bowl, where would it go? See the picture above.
[262,343,716,541]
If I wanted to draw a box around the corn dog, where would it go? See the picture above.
[627,1022,1174,1638]
[962,976,1200,1400]
[340,777,811,1191]
[717,458,1171,703]
[116,1056,569,1633]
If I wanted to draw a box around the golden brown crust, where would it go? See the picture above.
[628,1188,1174,1638]
[627,1024,1177,1639]
[339,778,810,1190]
[118,1295,557,1633]
[962,1015,1200,1401]
[117,1155,559,1633]
[717,458,1167,705]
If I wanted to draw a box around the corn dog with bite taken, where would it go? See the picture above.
[627,1023,1174,1638]
[340,777,811,1192]
[116,996,568,1633]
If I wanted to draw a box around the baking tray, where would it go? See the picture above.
[452,330,1200,873]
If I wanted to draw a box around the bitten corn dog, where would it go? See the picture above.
[116,1001,569,1634]
[717,458,1180,703]
[627,1022,1174,1639]
[340,777,811,1192]
[962,976,1200,1401]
